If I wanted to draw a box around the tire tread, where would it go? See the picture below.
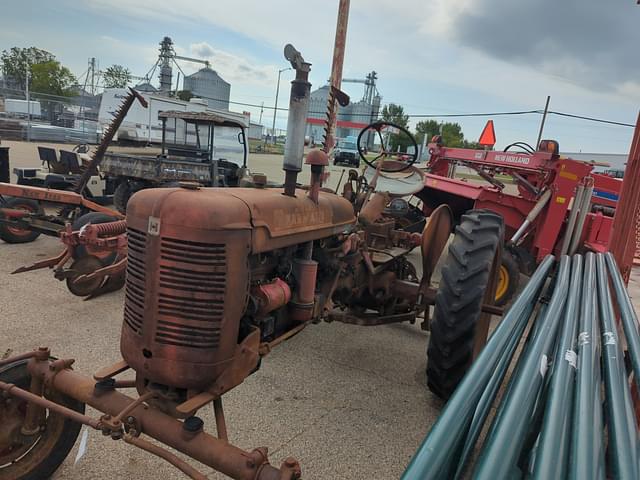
[426,209,503,399]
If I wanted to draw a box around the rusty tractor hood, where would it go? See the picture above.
[127,186,356,253]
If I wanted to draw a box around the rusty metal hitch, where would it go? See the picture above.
[0,350,301,480]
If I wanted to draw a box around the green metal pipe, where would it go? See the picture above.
[473,256,571,480]
[402,255,555,480]
[452,299,543,479]
[531,255,583,479]
[592,321,606,480]
[521,271,572,474]
[595,253,639,480]
[604,257,639,438]
[569,252,604,480]
[605,252,640,388]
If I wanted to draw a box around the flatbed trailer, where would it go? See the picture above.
[0,182,122,243]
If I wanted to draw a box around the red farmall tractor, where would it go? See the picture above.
[0,40,621,479]
[0,44,471,480]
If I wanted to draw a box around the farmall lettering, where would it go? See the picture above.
[494,153,531,165]
[274,206,331,229]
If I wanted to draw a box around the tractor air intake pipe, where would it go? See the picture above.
[560,184,585,255]
[282,44,311,197]
[568,180,594,255]
[509,188,552,245]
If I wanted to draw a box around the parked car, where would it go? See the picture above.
[333,136,360,167]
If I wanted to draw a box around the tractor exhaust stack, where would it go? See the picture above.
[282,44,311,197]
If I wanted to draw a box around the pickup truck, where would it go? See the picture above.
[332,136,360,167]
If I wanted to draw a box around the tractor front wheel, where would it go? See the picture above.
[494,250,520,306]
[0,359,85,480]
[426,209,503,400]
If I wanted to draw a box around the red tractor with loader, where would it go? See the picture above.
[350,119,621,397]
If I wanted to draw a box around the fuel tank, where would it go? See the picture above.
[121,186,355,389]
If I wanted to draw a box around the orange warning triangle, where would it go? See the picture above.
[478,120,496,147]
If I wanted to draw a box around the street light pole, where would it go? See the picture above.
[270,67,292,145]
[25,64,31,142]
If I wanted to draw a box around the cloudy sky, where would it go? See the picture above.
[1,0,639,153]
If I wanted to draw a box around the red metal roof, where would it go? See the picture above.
[306,117,368,129]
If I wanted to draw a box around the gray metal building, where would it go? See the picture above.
[306,84,380,145]
[248,122,263,140]
[183,68,230,110]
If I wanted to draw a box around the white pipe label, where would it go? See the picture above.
[74,427,89,465]
[564,349,577,369]
[603,332,616,345]
[578,332,590,346]
[540,354,549,377]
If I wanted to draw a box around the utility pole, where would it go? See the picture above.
[269,67,291,146]
[90,57,96,95]
[322,0,350,154]
[258,102,264,125]
[25,64,31,142]
[536,96,551,148]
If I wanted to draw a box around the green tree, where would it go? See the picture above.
[1,47,54,89]
[415,120,483,149]
[380,103,412,152]
[462,139,482,149]
[415,119,441,145]
[102,64,131,88]
[441,122,464,147]
[176,90,194,102]
[380,103,409,129]
[30,60,76,96]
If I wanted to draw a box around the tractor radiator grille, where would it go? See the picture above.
[156,237,226,349]
[124,227,147,335]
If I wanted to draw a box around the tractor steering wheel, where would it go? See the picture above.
[357,121,419,173]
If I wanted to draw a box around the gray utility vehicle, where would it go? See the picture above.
[101,110,249,213]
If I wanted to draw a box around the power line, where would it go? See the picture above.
[224,96,635,128]
[404,110,541,118]
[547,111,635,128]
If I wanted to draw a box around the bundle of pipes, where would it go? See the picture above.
[403,251,640,479]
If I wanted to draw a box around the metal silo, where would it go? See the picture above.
[183,68,231,110]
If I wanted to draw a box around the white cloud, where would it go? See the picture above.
[188,42,278,86]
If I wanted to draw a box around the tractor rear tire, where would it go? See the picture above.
[426,209,503,400]
[0,198,42,244]
[113,181,131,214]
[0,359,85,480]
